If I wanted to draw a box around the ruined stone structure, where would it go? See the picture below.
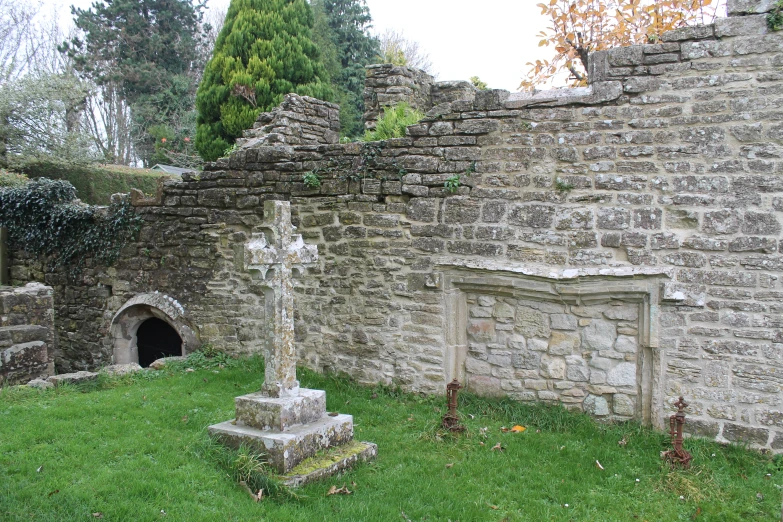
[8,0,783,449]
[0,283,55,385]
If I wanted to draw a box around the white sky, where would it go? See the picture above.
[40,0,551,92]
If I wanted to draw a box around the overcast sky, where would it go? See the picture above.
[40,0,551,92]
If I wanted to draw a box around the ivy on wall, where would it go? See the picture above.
[0,178,142,272]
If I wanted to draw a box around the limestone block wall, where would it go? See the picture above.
[9,0,783,449]
[0,283,55,384]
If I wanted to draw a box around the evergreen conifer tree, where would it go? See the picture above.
[311,0,379,138]
[196,0,331,161]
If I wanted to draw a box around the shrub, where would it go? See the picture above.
[10,160,166,205]
[362,103,424,142]
[195,0,332,161]
[0,169,28,188]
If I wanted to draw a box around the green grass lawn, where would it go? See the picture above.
[1,356,780,522]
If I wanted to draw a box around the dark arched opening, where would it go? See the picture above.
[136,317,183,368]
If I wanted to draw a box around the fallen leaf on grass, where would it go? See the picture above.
[478,441,485,446]
[327,485,352,496]
[181,415,188,423]
[500,426,509,432]
[618,436,628,447]
[92,513,103,519]
[595,460,604,471]
[47,490,59,497]
[488,504,498,510]
[691,507,702,520]
[36,465,43,473]
[479,427,488,437]
[185,368,194,373]
[511,425,526,433]
[445,463,454,468]
[407,415,414,422]
[491,442,504,452]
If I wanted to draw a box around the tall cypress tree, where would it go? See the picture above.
[195,0,331,161]
[311,0,379,138]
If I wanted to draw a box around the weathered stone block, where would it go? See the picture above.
[565,355,590,382]
[613,394,635,416]
[515,307,550,339]
[583,394,610,416]
[582,320,617,350]
[550,314,578,331]
[607,363,637,387]
[549,331,580,356]
[722,423,769,446]
[540,355,566,380]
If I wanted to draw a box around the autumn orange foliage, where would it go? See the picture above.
[520,0,725,90]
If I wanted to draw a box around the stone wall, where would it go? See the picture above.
[9,0,783,449]
[0,283,55,384]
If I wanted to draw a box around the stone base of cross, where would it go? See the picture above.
[208,200,376,485]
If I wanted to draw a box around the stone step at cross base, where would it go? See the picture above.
[207,388,376,486]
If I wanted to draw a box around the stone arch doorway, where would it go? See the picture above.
[111,293,199,367]
[136,317,183,367]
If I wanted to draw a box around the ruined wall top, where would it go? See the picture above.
[238,94,341,148]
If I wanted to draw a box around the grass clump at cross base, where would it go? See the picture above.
[0,356,780,521]
[362,102,424,142]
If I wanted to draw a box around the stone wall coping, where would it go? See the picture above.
[433,257,674,281]
[504,81,622,109]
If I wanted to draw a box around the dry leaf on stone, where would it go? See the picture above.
[491,442,504,451]
[511,425,526,433]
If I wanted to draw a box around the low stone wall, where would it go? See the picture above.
[0,283,55,385]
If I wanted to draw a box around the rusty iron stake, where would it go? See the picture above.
[441,378,465,432]
[663,396,693,468]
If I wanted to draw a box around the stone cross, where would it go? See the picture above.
[244,200,318,398]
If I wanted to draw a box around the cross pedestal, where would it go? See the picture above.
[208,201,376,486]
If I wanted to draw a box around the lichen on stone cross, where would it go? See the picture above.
[244,200,318,398]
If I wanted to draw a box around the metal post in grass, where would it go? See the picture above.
[0,227,8,285]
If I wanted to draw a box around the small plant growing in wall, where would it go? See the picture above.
[769,1,783,31]
[444,175,461,193]
[362,103,424,142]
[303,171,322,189]
[444,161,477,194]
